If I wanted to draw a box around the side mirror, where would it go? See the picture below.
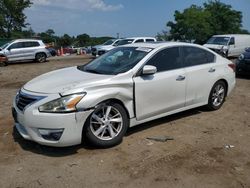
[142,65,157,75]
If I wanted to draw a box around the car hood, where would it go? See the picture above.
[23,66,114,94]
[203,44,226,50]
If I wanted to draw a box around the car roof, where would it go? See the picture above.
[212,34,250,37]
[123,41,205,49]
[122,37,156,40]
[12,39,42,42]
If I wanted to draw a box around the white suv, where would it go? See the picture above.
[116,37,157,46]
[0,39,51,66]
[91,39,121,57]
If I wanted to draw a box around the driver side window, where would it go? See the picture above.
[146,47,182,72]
[229,37,235,45]
[9,42,23,50]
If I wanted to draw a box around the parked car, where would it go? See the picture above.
[91,39,121,57]
[204,34,250,58]
[47,48,57,56]
[116,37,157,46]
[0,39,51,66]
[12,42,235,147]
[236,47,250,75]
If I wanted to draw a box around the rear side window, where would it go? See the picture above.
[146,47,182,72]
[182,46,215,67]
[146,39,155,42]
[23,42,40,48]
[134,39,144,43]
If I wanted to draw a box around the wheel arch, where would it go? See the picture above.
[35,51,47,58]
[81,98,130,144]
[216,79,228,96]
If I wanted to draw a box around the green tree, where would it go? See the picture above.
[0,0,32,38]
[167,5,212,43]
[204,0,243,34]
[45,29,55,37]
[57,34,72,47]
[161,0,248,44]
[76,33,90,46]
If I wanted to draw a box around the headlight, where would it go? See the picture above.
[39,93,85,113]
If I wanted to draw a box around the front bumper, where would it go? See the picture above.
[12,90,93,147]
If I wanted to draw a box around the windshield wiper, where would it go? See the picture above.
[84,69,102,74]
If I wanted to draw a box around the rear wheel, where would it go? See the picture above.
[36,53,47,63]
[207,81,227,110]
[84,102,128,148]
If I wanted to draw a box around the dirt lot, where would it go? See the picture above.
[0,56,250,188]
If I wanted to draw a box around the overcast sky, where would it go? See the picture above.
[25,0,250,38]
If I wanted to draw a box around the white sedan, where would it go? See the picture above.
[12,42,236,147]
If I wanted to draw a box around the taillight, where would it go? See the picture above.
[228,63,236,72]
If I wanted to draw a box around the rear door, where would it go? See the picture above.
[181,46,218,106]
[133,47,186,121]
[22,41,40,59]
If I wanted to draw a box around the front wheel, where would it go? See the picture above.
[84,102,128,148]
[35,53,47,63]
[207,81,227,110]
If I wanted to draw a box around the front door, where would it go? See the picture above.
[133,47,186,121]
[6,42,24,61]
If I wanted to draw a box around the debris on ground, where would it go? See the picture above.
[225,145,235,149]
[146,136,174,142]
[68,163,78,167]
[17,167,23,172]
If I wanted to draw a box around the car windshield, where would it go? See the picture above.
[206,37,230,45]
[78,47,152,75]
[116,39,133,46]
[0,42,10,49]
[103,39,115,45]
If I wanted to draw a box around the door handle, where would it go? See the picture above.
[208,68,216,73]
[176,75,185,81]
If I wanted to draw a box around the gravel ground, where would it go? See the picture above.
[0,56,249,188]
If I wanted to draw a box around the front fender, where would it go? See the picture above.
[76,86,134,118]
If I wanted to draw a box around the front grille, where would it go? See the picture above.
[16,92,44,111]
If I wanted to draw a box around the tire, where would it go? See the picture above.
[84,102,129,148]
[207,81,227,110]
[0,61,8,67]
[35,53,47,63]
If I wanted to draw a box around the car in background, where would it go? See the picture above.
[0,39,50,66]
[47,48,57,56]
[91,39,121,57]
[236,47,250,75]
[12,42,235,147]
[116,37,157,46]
[204,34,250,58]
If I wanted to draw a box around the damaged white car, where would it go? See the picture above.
[12,42,235,147]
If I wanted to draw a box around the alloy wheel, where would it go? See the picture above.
[212,84,225,107]
[90,105,123,141]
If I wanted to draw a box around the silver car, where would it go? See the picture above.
[12,42,235,147]
[0,39,50,66]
